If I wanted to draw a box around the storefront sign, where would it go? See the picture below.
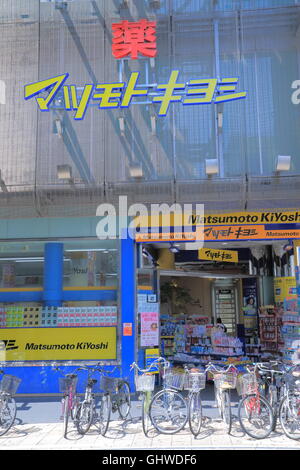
[112,19,157,59]
[145,348,160,374]
[140,312,159,348]
[0,327,117,362]
[24,72,246,119]
[198,248,238,263]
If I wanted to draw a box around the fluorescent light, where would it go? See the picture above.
[0,170,8,193]
[217,112,223,129]
[205,158,219,176]
[276,155,291,172]
[150,115,156,135]
[65,249,117,252]
[54,119,63,137]
[118,116,125,135]
[57,164,72,180]
[129,165,144,180]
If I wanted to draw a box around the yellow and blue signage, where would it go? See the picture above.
[24,71,247,119]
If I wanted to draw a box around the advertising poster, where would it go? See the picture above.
[140,312,159,347]
[274,277,297,304]
[242,278,258,335]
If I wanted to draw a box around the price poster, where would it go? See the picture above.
[140,312,159,347]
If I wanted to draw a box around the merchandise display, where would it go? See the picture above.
[0,304,118,328]
[161,314,244,366]
[280,299,300,363]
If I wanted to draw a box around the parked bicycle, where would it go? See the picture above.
[131,357,169,437]
[278,364,300,440]
[207,362,238,434]
[237,361,294,439]
[132,358,208,436]
[0,370,21,436]
[54,366,81,438]
[98,366,131,434]
[75,364,130,436]
[237,364,275,439]
[75,364,110,436]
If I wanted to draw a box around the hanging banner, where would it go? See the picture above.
[198,248,238,263]
[0,327,117,362]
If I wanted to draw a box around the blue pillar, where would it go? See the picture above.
[121,235,135,390]
[43,242,64,307]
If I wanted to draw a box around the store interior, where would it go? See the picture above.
[139,240,300,368]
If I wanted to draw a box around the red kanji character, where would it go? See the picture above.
[112,19,157,59]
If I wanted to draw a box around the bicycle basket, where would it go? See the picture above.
[100,375,120,393]
[185,372,206,392]
[213,371,237,390]
[237,373,258,396]
[59,376,78,395]
[163,371,186,391]
[0,375,21,395]
[135,374,155,392]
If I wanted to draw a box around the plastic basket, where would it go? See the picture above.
[59,376,78,395]
[100,375,120,393]
[213,371,237,390]
[163,371,186,391]
[135,374,155,392]
[237,373,258,396]
[0,375,21,395]
[185,372,206,392]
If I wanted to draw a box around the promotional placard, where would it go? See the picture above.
[140,312,159,348]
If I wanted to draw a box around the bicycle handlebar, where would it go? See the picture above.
[205,362,238,373]
[130,357,170,374]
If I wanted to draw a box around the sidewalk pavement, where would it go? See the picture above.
[0,392,299,450]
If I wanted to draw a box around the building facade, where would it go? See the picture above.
[0,0,299,393]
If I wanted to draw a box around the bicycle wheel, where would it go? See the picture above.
[142,392,153,437]
[117,380,131,419]
[221,390,232,434]
[76,400,94,435]
[149,389,188,435]
[98,393,111,436]
[238,393,275,439]
[267,384,278,431]
[63,395,70,438]
[0,394,17,436]
[188,391,202,437]
[279,394,300,440]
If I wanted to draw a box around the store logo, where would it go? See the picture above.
[291,80,300,104]
[24,72,247,119]
[0,340,18,351]
[112,19,157,59]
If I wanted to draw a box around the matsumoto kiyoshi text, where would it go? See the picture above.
[25,341,109,350]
